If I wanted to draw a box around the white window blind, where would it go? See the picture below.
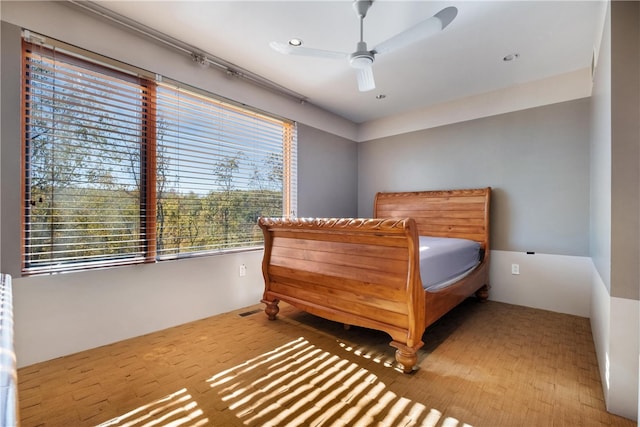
[21,34,297,274]
[155,84,296,258]
[23,41,150,273]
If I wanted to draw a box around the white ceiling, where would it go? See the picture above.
[91,0,604,124]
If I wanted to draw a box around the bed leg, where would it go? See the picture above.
[475,284,490,301]
[262,299,280,320]
[390,341,419,374]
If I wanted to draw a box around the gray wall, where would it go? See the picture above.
[297,124,358,218]
[590,0,612,294]
[609,2,640,300]
[591,1,640,301]
[609,1,639,301]
[358,99,591,256]
[0,23,22,276]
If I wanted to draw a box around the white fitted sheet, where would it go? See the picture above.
[418,236,481,291]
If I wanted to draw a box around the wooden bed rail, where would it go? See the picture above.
[258,217,427,371]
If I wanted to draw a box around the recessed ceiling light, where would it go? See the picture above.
[503,53,520,62]
[376,94,386,100]
[288,38,303,47]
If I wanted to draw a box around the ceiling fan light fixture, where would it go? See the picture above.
[356,66,375,92]
[288,38,303,47]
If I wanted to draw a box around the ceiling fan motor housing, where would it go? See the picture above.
[349,41,374,69]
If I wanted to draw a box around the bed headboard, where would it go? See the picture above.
[374,187,491,248]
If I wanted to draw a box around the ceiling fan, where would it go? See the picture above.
[270,1,458,92]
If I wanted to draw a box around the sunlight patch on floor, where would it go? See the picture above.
[206,337,472,427]
[97,388,208,427]
[338,340,396,369]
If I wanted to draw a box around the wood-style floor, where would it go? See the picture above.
[18,299,634,427]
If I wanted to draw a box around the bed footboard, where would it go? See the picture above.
[259,217,426,373]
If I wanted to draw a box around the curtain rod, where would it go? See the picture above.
[65,0,309,105]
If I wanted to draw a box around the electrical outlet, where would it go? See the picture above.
[239,264,246,277]
[511,263,520,275]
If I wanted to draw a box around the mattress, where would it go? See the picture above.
[418,236,481,291]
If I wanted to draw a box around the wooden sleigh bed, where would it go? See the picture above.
[258,187,491,373]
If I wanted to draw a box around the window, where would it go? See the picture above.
[22,36,297,274]
[154,84,296,258]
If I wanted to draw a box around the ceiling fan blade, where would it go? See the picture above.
[269,41,348,60]
[356,65,375,92]
[372,6,458,56]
